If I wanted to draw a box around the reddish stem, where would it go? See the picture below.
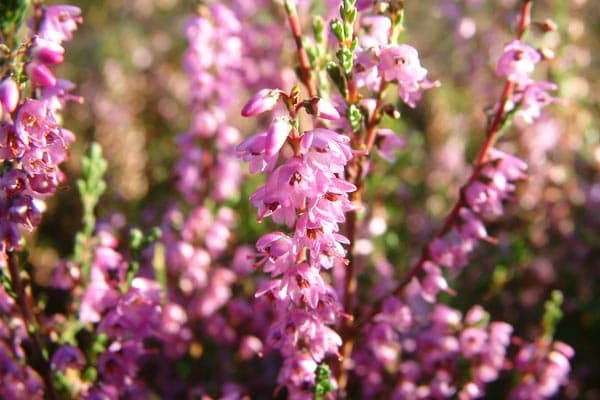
[7,252,58,400]
[285,2,317,98]
[361,0,533,325]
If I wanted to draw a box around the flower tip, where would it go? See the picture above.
[315,98,340,120]
[265,117,291,156]
[0,77,19,112]
[241,88,280,117]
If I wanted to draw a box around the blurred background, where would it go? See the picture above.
[32,0,600,398]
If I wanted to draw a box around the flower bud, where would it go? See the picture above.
[25,62,57,87]
[241,88,281,117]
[310,97,340,120]
[265,116,291,156]
[540,18,558,32]
[31,38,65,65]
[0,77,20,113]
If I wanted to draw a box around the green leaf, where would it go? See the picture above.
[542,290,564,341]
[313,363,334,400]
[326,61,347,97]
[336,48,354,75]
[330,18,344,43]
[346,103,363,132]
[0,0,29,35]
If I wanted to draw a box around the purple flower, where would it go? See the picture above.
[265,116,291,156]
[39,5,82,44]
[0,77,19,114]
[241,88,282,117]
[236,132,279,173]
[378,44,439,107]
[519,81,559,123]
[375,128,405,162]
[25,62,57,87]
[50,345,86,372]
[30,37,65,65]
[496,40,540,87]
[360,15,392,48]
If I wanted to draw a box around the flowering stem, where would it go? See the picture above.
[361,0,533,327]
[7,251,58,400]
[284,0,317,97]
[337,82,387,400]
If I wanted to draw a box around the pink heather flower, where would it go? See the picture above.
[379,45,426,82]
[50,260,79,290]
[430,304,462,328]
[41,79,83,112]
[79,280,120,324]
[50,345,86,372]
[354,48,382,91]
[360,15,392,48]
[90,246,127,283]
[241,88,282,117]
[249,158,308,226]
[519,81,559,123]
[30,37,65,65]
[236,132,279,173]
[464,305,487,325]
[485,148,528,182]
[312,98,341,120]
[458,208,488,241]
[239,335,263,360]
[39,5,83,44]
[97,343,140,386]
[496,40,541,87]
[25,62,57,87]
[375,128,406,162]
[420,261,449,302]
[277,353,317,394]
[460,327,488,359]
[379,44,439,107]
[8,195,41,230]
[0,77,19,113]
[429,231,474,270]
[265,116,291,156]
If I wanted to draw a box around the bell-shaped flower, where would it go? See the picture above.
[0,77,19,113]
[25,62,57,87]
[30,37,65,65]
[241,88,282,117]
[265,116,291,156]
[39,5,82,44]
[496,40,540,87]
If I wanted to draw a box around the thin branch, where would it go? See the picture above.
[7,251,58,400]
[284,0,317,98]
[360,0,533,326]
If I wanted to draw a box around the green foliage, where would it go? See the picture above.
[346,103,363,133]
[74,142,108,278]
[542,290,564,342]
[313,363,334,399]
[0,0,29,38]
[326,61,347,97]
[126,226,162,290]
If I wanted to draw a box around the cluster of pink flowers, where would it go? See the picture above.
[352,9,440,108]
[0,283,45,399]
[238,88,355,396]
[355,300,514,399]
[510,339,574,399]
[496,39,558,123]
[0,5,82,255]
[0,1,577,399]
[56,227,163,399]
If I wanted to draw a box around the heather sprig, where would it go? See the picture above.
[74,143,108,280]
[0,1,581,399]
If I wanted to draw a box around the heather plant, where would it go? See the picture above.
[1,0,597,399]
